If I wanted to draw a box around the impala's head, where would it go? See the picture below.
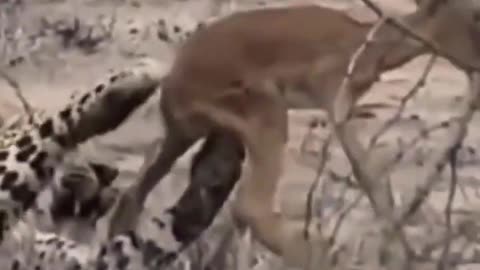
[412,0,480,68]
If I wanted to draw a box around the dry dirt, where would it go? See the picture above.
[1,0,480,269]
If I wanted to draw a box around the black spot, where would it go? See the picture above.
[39,119,54,138]
[126,231,140,249]
[10,183,37,210]
[45,237,57,245]
[35,239,45,244]
[79,93,90,105]
[72,262,82,270]
[89,162,119,186]
[56,240,65,249]
[143,240,165,266]
[152,217,166,229]
[95,84,105,93]
[77,195,100,218]
[109,75,119,83]
[1,171,19,190]
[117,256,130,270]
[0,166,6,174]
[12,208,20,218]
[34,265,41,270]
[30,152,47,179]
[0,210,7,241]
[15,135,33,148]
[162,252,178,266]
[53,135,69,148]
[98,245,107,257]
[59,251,66,260]
[0,151,9,161]
[196,22,205,30]
[15,144,37,162]
[157,31,169,42]
[60,108,75,133]
[96,260,108,270]
[39,251,46,260]
[129,28,139,34]
[112,240,124,253]
[45,167,54,178]
[173,25,181,33]
[10,259,20,270]
[59,107,72,121]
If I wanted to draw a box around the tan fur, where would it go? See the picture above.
[108,1,480,267]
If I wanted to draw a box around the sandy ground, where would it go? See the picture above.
[2,0,480,269]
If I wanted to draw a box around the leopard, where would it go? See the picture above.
[7,157,120,270]
[5,132,243,270]
[0,109,120,229]
[0,57,162,254]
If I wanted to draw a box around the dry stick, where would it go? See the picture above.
[377,116,456,180]
[437,149,459,270]
[0,69,36,125]
[368,54,437,150]
[334,18,394,218]
[302,134,332,270]
[397,73,480,226]
[303,134,332,240]
[326,192,364,256]
[333,16,417,267]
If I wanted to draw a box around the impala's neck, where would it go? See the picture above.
[344,11,441,104]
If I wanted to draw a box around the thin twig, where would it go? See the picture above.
[377,116,458,179]
[327,192,364,248]
[437,148,459,270]
[398,73,480,224]
[334,17,396,219]
[368,54,437,149]
[0,68,36,125]
[304,134,332,239]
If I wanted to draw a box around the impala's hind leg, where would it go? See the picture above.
[195,82,328,268]
[233,118,328,268]
[107,130,195,238]
[167,132,245,245]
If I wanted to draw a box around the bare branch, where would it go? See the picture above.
[368,54,437,149]
[437,149,459,270]
[333,18,395,218]
[0,68,36,125]
[304,134,332,239]
[398,72,480,224]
